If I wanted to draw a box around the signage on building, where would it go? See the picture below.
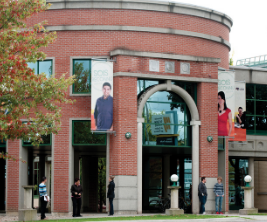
[91,61,113,131]
[230,82,246,141]
[218,71,235,137]
[151,113,174,135]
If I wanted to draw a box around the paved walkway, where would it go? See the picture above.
[1,213,267,222]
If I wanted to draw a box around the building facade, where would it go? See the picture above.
[3,0,265,216]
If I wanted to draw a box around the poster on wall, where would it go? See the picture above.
[151,113,174,135]
[91,61,113,131]
[218,71,235,137]
[230,82,246,141]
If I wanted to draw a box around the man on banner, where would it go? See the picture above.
[94,82,113,131]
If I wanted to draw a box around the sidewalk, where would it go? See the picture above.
[1,213,267,222]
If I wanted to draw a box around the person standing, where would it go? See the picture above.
[213,176,224,214]
[198,177,207,214]
[107,175,115,216]
[39,176,48,220]
[71,178,83,217]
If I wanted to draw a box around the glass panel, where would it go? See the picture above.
[149,158,162,172]
[39,60,52,78]
[73,60,90,93]
[256,117,267,131]
[73,121,106,145]
[246,84,254,99]
[246,116,254,131]
[148,91,184,103]
[246,100,254,115]
[218,137,224,150]
[256,101,267,115]
[229,158,248,210]
[256,85,267,100]
[27,62,38,74]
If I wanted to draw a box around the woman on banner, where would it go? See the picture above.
[218,91,232,136]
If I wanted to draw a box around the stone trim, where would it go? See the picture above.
[47,0,233,30]
[114,72,219,83]
[46,25,230,49]
[110,49,221,63]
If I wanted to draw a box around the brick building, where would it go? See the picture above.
[2,0,264,216]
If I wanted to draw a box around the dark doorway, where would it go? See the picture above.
[80,156,106,213]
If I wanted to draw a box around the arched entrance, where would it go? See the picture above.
[137,80,201,214]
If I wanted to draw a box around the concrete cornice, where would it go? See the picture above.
[113,72,219,83]
[230,65,267,72]
[110,49,221,63]
[47,0,233,30]
[46,25,230,50]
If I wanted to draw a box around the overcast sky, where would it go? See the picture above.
[168,0,267,65]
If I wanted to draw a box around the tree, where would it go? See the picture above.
[0,0,75,160]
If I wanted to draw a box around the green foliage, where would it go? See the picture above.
[98,158,106,211]
[73,61,90,93]
[0,0,75,151]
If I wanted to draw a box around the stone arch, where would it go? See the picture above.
[136,80,201,214]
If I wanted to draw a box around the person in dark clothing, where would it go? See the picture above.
[107,175,115,216]
[236,107,246,129]
[71,178,83,217]
[198,177,207,214]
[94,82,113,131]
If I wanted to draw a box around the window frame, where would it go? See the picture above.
[138,79,195,148]
[246,83,267,135]
[72,120,107,146]
[70,56,109,96]
[27,57,55,77]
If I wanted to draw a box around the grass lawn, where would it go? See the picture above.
[43,214,237,222]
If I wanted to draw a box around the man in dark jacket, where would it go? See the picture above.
[198,177,207,214]
[71,178,83,217]
[107,175,115,216]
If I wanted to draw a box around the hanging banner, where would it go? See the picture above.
[91,61,113,131]
[218,71,235,137]
[230,82,246,141]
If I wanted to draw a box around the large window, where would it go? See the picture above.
[72,120,106,145]
[142,157,162,211]
[137,80,196,147]
[246,84,267,135]
[229,158,248,210]
[27,60,53,78]
[72,59,91,94]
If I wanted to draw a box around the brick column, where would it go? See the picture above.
[110,76,138,213]
[197,82,218,213]
[53,124,70,214]
[6,139,20,215]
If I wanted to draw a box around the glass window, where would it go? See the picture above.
[23,134,51,146]
[27,60,53,78]
[184,158,192,203]
[229,158,248,210]
[218,137,224,150]
[142,157,162,211]
[72,120,106,145]
[73,59,91,94]
[246,84,267,135]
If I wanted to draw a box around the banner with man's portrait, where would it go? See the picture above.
[91,61,113,131]
[230,82,246,141]
[218,71,235,137]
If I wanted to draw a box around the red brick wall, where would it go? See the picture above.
[27,9,230,41]
[6,140,20,212]
[197,82,218,178]
[110,76,137,176]
[40,31,229,69]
